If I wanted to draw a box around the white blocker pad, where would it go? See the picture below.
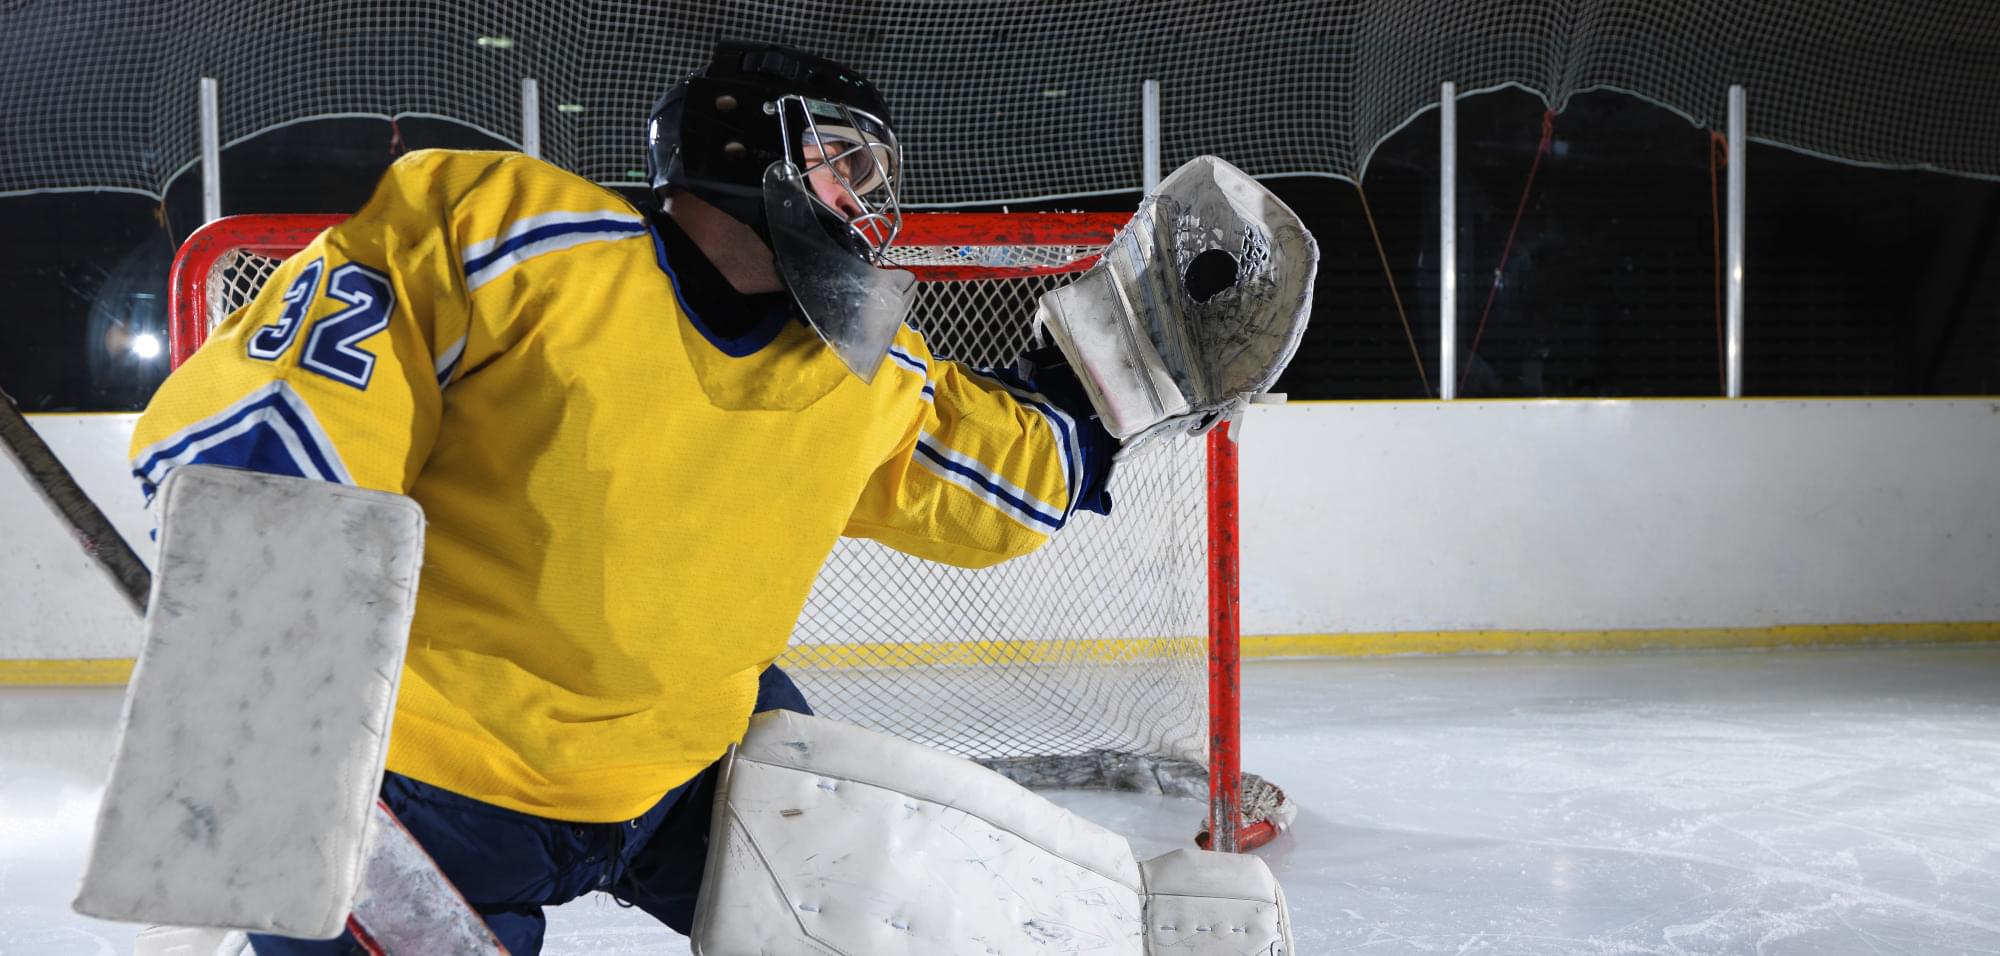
[127,804,507,956]
[690,711,1292,956]
[133,925,247,956]
[75,465,426,940]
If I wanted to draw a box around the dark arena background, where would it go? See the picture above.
[2,2,1995,409]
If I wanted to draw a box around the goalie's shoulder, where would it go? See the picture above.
[382,149,643,221]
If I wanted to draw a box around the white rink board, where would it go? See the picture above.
[7,400,2000,662]
[1239,399,2000,634]
[0,414,149,657]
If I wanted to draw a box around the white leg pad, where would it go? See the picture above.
[689,711,1293,956]
[74,465,426,940]
[1140,849,1291,954]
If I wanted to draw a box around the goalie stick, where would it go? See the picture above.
[0,385,150,614]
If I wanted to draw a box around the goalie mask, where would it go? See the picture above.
[647,42,916,382]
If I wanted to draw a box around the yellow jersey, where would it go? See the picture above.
[131,149,1103,821]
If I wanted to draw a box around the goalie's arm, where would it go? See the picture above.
[842,336,1115,569]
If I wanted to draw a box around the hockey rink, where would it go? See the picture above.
[5,644,1998,955]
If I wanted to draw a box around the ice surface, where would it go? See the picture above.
[6,645,1999,955]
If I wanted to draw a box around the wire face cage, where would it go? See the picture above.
[168,211,1280,850]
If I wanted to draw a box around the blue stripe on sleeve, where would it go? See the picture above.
[913,439,1063,531]
[131,384,351,499]
[887,346,929,377]
[463,218,648,279]
[968,366,1081,517]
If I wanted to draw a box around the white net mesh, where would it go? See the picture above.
[186,227,1211,784]
[881,243,1103,272]
[5,0,1996,202]
[795,266,1208,772]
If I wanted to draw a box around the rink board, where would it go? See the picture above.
[6,400,2000,680]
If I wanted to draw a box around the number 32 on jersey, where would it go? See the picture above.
[245,258,397,391]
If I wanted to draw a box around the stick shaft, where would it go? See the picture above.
[0,390,151,615]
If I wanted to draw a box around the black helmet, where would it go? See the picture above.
[647,42,917,383]
[646,42,900,251]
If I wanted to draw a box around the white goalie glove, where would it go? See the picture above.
[1037,156,1317,453]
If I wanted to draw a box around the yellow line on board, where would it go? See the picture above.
[0,658,134,686]
[1280,396,2000,406]
[1242,622,2000,658]
[6,623,1997,686]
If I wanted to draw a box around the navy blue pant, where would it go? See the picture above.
[250,666,811,955]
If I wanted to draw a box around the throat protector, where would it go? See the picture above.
[764,162,918,383]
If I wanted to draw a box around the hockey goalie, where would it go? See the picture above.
[73,41,1315,955]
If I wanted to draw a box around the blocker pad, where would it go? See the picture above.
[75,465,425,939]
[690,711,1292,955]
[133,925,247,956]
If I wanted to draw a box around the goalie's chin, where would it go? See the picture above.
[763,164,917,384]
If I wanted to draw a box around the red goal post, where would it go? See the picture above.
[167,211,1274,851]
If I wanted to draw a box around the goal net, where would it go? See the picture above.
[167,211,1274,843]
[9,1,1998,204]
